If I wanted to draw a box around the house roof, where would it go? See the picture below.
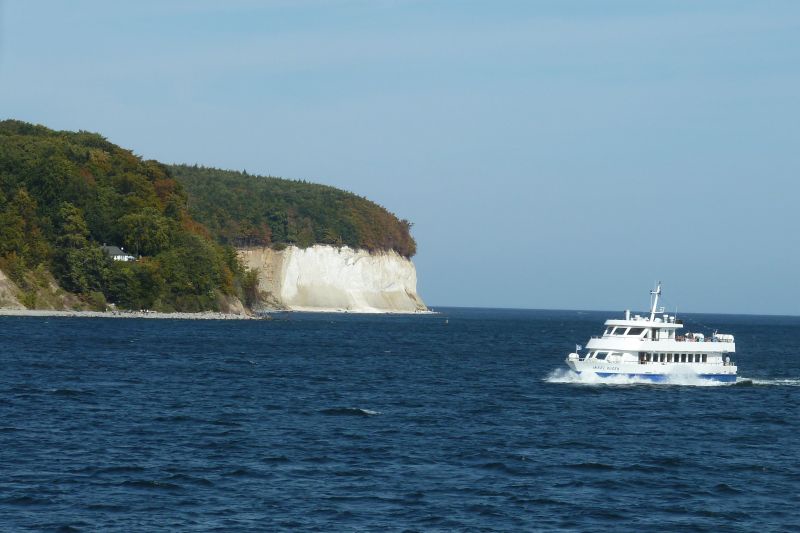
[101,245,131,257]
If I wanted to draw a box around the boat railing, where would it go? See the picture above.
[574,356,735,366]
[675,336,734,343]
[594,336,734,343]
[636,359,735,365]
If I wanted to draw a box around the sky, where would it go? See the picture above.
[1,0,798,315]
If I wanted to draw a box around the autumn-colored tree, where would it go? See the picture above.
[118,207,171,257]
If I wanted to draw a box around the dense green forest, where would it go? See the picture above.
[0,120,244,311]
[170,165,416,258]
[0,120,417,311]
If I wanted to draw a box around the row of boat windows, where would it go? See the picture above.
[641,353,708,363]
[603,327,645,336]
[589,351,709,363]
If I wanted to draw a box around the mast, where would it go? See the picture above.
[649,281,662,321]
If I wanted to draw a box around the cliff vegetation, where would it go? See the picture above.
[0,120,417,312]
[0,120,243,311]
[170,165,417,258]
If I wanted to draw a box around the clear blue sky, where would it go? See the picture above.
[2,1,798,314]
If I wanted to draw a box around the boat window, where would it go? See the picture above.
[612,327,628,335]
[595,352,608,360]
[604,328,612,335]
[628,328,644,336]
[681,354,687,363]
[702,354,707,363]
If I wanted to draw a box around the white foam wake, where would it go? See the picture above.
[544,368,734,387]
[743,378,800,387]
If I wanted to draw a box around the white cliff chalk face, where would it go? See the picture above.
[238,245,427,313]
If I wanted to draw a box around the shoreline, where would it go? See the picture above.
[0,309,259,320]
[272,306,436,315]
[0,307,436,320]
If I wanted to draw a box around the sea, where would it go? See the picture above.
[0,308,798,532]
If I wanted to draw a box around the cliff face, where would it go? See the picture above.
[238,245,427,313]
[0,270,24,309]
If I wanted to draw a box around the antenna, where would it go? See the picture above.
[649,281,662,321]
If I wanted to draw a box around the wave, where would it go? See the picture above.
[738,377,800,387]
[119,479,182,491]
[1,495,55,505]
[320,407,381,417]
[50,388,94,397]
[544,368,733,387]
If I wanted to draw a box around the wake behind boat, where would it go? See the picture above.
[566,283,737,383]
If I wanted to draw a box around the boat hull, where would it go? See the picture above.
[574,371,737,383]
[566,357,738,383]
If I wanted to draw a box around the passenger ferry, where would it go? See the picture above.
[566,283,737,382]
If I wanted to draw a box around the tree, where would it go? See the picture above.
[118,207,170,257]
[54,203,109,294]
[0,188,49,266]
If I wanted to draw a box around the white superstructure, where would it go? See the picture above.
[565,283,737,382]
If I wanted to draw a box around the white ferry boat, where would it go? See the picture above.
[566,283,737,383]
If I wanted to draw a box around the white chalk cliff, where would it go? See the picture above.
[238,245,427,313]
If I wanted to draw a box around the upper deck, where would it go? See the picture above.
[585,283,735,353]
[604,315,682,330]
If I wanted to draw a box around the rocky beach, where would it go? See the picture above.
[0,308,260,320]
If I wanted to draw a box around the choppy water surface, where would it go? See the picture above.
[1,309,798,531]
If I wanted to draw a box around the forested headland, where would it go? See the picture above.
[0,120,416,312]
[169,165,416,258]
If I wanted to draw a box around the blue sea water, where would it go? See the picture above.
[0,308,798,532]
